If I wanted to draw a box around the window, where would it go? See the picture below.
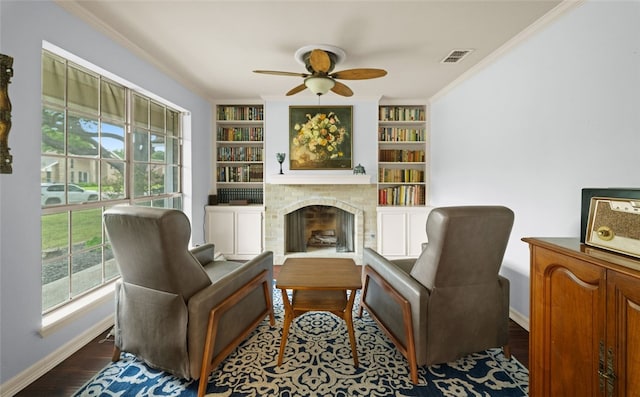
[41,49,184,314]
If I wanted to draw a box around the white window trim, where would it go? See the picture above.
[40,280,117,337]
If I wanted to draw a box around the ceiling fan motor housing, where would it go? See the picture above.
[303,50,337,74]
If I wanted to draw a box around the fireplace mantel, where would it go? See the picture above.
[267,174,372,185]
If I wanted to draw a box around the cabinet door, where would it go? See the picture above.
[377,211,407,257]
[235,210,263,256]
[530,246,607,397]
[607,270,640,397]
[206,210,235,255]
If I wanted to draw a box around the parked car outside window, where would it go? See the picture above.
[41,183,100,206]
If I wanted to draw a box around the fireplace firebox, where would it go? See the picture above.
[285,205,355,253]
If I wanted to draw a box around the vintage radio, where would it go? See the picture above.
[580,188,640,243]
[586,196,640,259]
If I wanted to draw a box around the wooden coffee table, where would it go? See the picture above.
[276,257,362,367]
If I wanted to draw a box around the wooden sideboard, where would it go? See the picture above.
[523,237,640,397]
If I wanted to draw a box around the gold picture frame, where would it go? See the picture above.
[289,105,353,170]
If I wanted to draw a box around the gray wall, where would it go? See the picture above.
[430,0,640,320]
[0,0,212,384]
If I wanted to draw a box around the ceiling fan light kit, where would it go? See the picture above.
[304,76,335,96]
[254,44,387,97]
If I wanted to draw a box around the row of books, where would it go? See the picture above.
[379,149,425,163]
[378,184,426,206]
[379,168,425,183]
[217,127,264,142]
[217,146,263,162]
[379,106,425,122]
[217,106,264,121]
[217,188,264,204]
[378,127,426,142]
[216,164,264,182]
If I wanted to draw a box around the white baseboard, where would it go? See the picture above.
[0,315,114,397]
[509,307,530,332]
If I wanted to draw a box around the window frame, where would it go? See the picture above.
[40,42,187,327]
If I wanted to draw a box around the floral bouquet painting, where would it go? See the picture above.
[289,106,352,170]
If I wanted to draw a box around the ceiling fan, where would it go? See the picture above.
[253,44,387,97]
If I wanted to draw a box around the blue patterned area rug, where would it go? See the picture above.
[74,290,528,397]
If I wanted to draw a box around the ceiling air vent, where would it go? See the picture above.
[441,49,473,64]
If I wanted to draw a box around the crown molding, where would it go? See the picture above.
[54,0,211,103]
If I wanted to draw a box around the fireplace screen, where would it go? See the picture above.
[285,205,354,253]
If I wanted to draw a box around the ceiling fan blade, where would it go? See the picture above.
[309,49,332,73]
[331,81,353,97]
[286,84,307,96]
[331,68,388,80]
[253,70,308,77]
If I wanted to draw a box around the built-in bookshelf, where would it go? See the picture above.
[215,104,264,204]
[378,105,427,206]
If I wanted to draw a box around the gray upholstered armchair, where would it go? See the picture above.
[359,206,514,384]
[104,205,274,397]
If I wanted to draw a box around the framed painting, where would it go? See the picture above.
[289,105,353,170]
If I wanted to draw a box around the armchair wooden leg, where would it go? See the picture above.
[197,373,209,397]
[262,278,275,327]
[402,302,418,384]
[503,344,511,359]
[111,346,121,362]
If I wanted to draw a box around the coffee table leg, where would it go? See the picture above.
[278,288,293,366]
[345,289,359,367]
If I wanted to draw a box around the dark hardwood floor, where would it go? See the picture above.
[15,328,115,397]
[16,270,529,396]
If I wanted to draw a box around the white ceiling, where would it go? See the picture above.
[58,0,569,102]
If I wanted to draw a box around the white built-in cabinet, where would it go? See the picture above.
[210,102,265,260]
[376,104,430,258]
[205,205,264,260]
[377,206,433,258]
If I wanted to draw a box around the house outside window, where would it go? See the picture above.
[40,49,183,314]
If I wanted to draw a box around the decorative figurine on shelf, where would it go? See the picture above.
[353,163,366,175]
[276,152,286,174]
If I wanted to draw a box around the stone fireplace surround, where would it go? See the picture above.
[265,180,377,265]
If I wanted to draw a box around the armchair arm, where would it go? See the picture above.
[190,243,215,266]
[186,251,273,380]
[363,248,428,302]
